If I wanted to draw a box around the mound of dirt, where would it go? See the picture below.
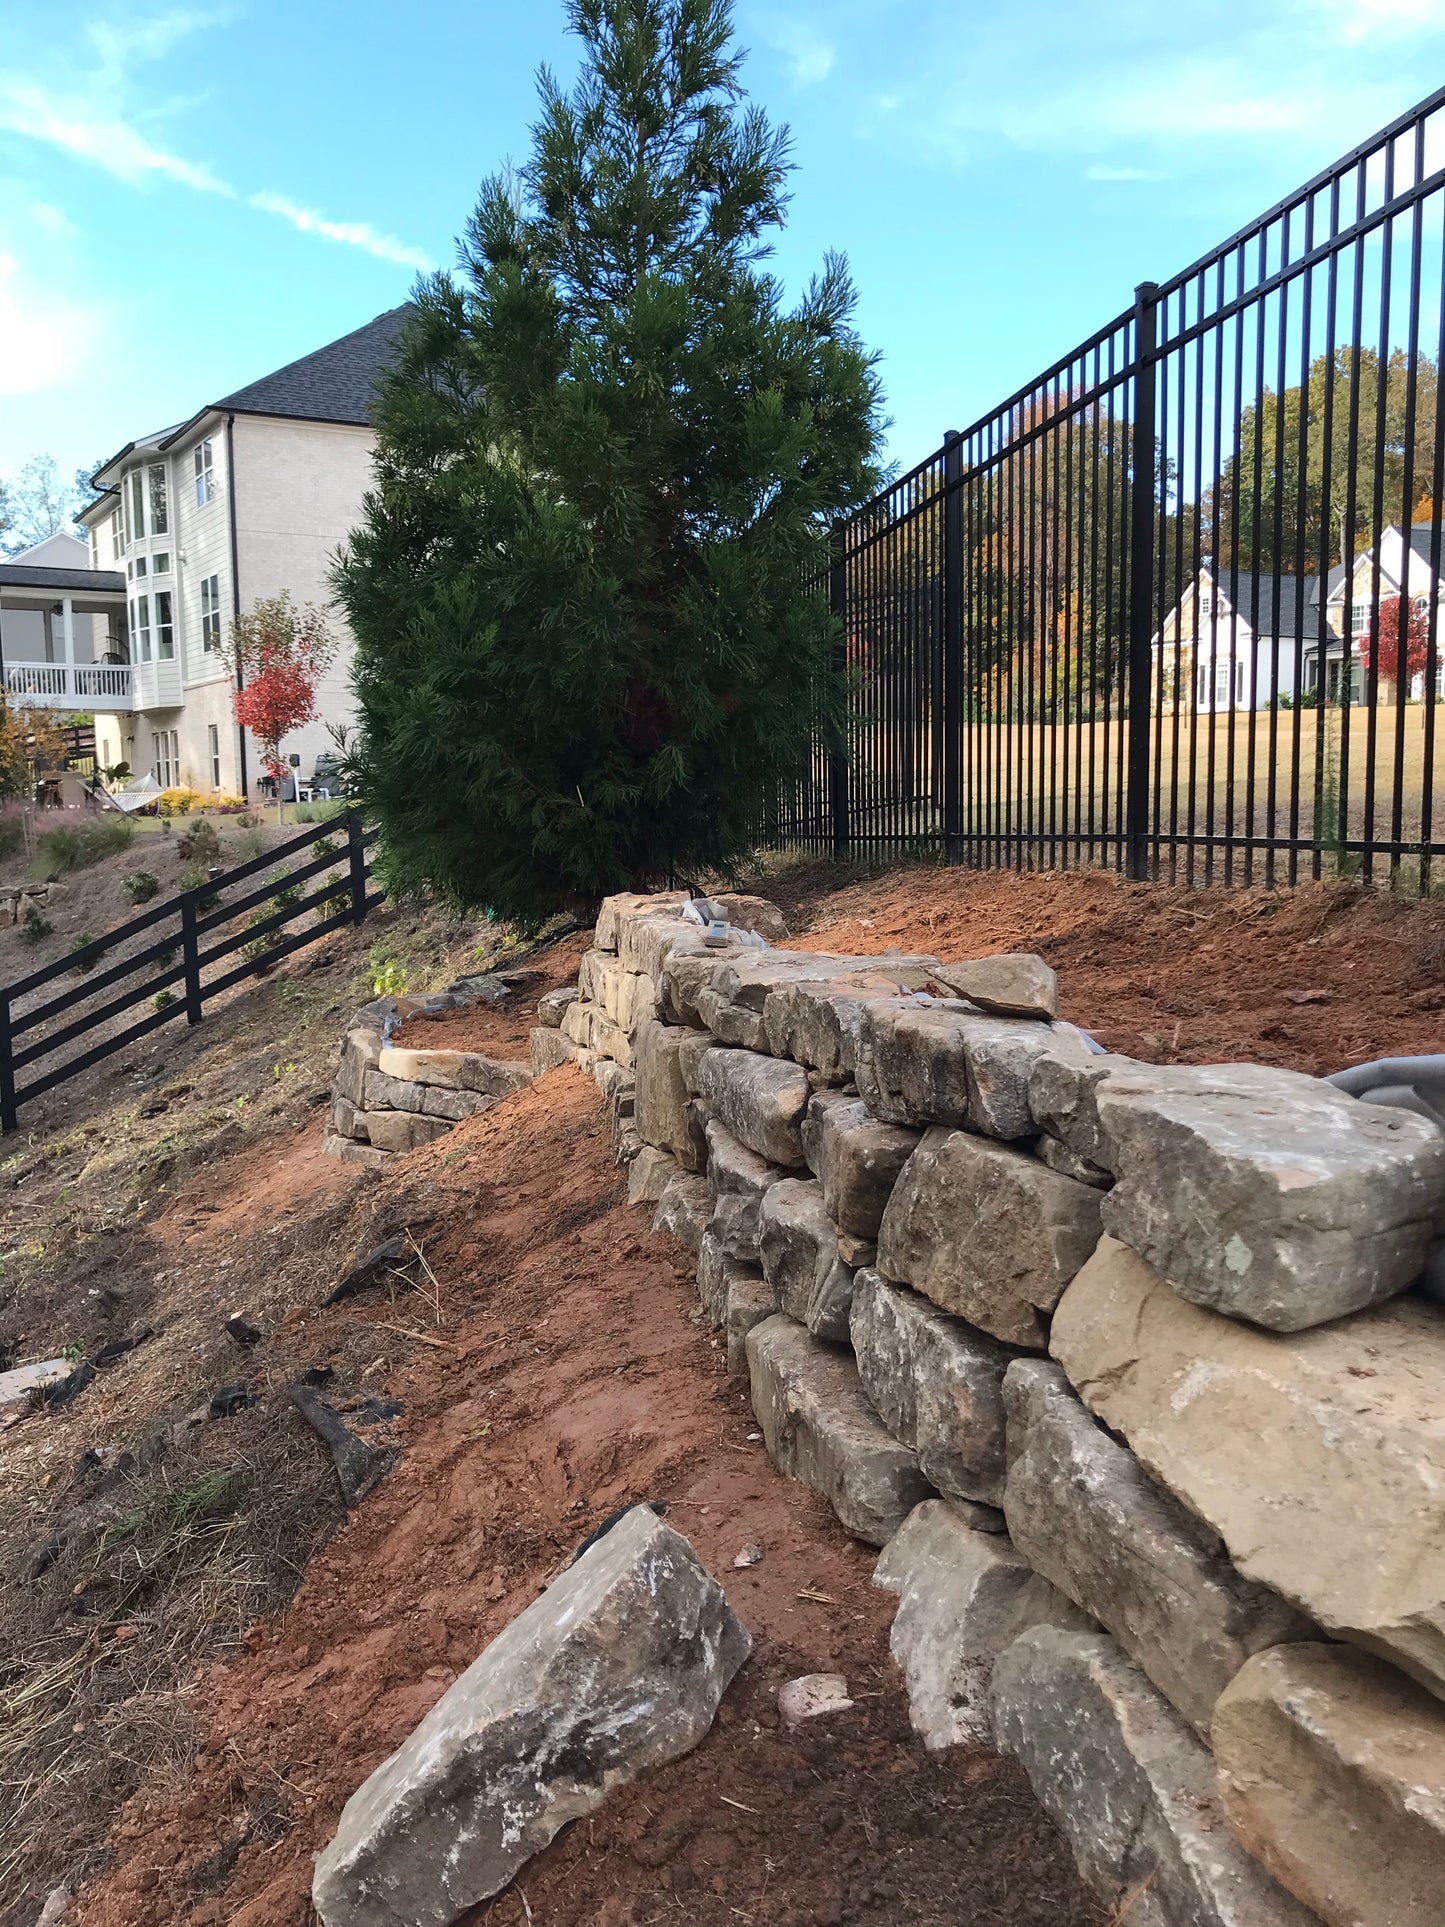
[772,862,1445,1075]
[391,931,592,1058]
[74,1071,1101,1927]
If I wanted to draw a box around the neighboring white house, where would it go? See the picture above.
[54,305,411,796]
[1154,525,1444,713]
[0,530,131,726]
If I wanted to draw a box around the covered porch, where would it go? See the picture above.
[0,564,134,711]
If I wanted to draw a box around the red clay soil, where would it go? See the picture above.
[391,931,592,1058]
[77,1070,1101,1927]
[780,864,1445,1074]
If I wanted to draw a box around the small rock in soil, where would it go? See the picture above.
[224,1316,263,1348]
[209,1384,253,1420]
[91,1325,154,1368]
[301,1364,335,1387]
[734,1542,764,1569]
[289,1383,399,1508]
[45,1362,95,1410]
[324,1237,408,1305]
[778,1674,854,1726]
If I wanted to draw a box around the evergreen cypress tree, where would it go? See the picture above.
[336,0,883,921]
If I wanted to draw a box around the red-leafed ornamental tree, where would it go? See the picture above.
[1358,594,1434,700]
[230,594,337,821]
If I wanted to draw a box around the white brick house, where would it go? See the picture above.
[65,306,411,796]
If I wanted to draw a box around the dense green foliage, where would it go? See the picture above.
[335,0,883,920]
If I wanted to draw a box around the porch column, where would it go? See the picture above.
[61,598,74,696]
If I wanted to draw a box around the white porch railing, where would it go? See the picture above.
[4,663,134,706]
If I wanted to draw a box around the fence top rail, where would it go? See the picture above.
[0,807,365,1003]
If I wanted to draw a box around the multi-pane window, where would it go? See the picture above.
[201,574,222,652]
[132,595,152,663]
[148,464,168,535]
[194,438,216,506]
[151,729,179,789]
[129,470,146,541]
[208,723,222,790]
[155,591,174,661]
[152,551,171,575]
[132,556,147,580]
[110,511,122,561]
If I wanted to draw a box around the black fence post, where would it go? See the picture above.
[942,430,965,862]
[1125,281,1161,882]
[0,993,16,1133]
[347,811,368,925]
[181,893,203,1026]
[828,530,851,861]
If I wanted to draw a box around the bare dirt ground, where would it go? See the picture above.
[70,1072,1102,1927]
[7,852,1445,1925]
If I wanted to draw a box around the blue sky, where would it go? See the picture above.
[2,0,1444,491]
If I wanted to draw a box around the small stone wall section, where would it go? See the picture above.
[537,889,1445,1927]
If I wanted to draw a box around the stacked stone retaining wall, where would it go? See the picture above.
[533,888,1445,1927]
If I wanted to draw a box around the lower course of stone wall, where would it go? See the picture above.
[532,888,1445,1927]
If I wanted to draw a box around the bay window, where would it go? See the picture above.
[148,463,168,535]
[155,590,174,661]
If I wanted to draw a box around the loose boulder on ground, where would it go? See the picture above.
[312,1506,750,1927]
[1051,1235,1445,1701]
[992,1627,1319,1927]
[1213,1641,1445,1927]
[877,1127,1103,1347]
[1002,1359,1311,1734]
[746,1315,932,1545]
[874,1500,1091,1749]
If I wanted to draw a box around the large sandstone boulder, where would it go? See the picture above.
[801,1091,920,1238]
[363,1111,452,1153]
[929,953,1059,1019]
[757,1178,856,1342]
[378,1046,531,1098]
[1002,1359,1311,1734]
[1051,1236,1445,1701]
[336,1026,383,1107]
[705,1120,787,1264]
[594,890,686,951]
[697,1232,775,1372]
[877,1127,1103,1347]
[850,1270,1016,1508]
[1031,1057,1445,1330]
[873,1501,1091,1749]
[763,977,912,1081]
[633,1022,700,1169]
[531,1026,583,1075]
[746,1315,932,1545]
[652,1174,711,1250]
[1214,1642,1445,1927]
[858,1002,1088,1139]
[992,1628,1319,1927]
[312,1506,750,1927]
[694,1048,810,1169]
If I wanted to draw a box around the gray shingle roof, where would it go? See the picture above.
[0,564,126,594]
[211,304,416,426]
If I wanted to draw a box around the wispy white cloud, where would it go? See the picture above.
[249,193,432,270]
[0,11,431,268]
[0,237,99,397]
[760,16,838,87]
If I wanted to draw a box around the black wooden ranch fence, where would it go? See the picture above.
[0,810,379,1131]
[773,85,1445,894]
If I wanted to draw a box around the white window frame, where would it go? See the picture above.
[201,574,223,653]
[148,463,168,535]
[129,469,146,541]
[194,438,216,506]
[208,723,222,790]
[155,590,175,662]
[110,511,122,561]
[133,594,152,663]
[152,550,171,576]
[151,729,179,790]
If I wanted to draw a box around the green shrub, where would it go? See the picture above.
[123,870,160,904]
[29,816,134,880]
[293,798,348,825]
[368,948,407,996]
[231,826,267,863]
[179,865,222,913]
[179,819,223,866]
[69,933,98,975]
[0,819,24,863]
[153,987,176,1011]
[19,903,51,943]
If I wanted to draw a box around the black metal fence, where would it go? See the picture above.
[775,85,1445,892]
[0,810,379,1130]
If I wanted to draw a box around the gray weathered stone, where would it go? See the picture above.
[929,953,1059,1020]
[874,1500,1092,1748]
[378,1047,531,1099]
[666,950,937,1032]
[801,1090,920,1237]
[421,1086,496,1123]
[695,989,771,1053]
[1094,1060,1445,1330]
[619,913,708,981]
[312,1505,750,1927]
[992,1628,1318,1927]
[1214,1642,1445,1927]
[331,1095,368,1141]
[363,1111,452,1154]
[757,1177,856,1343]
[0,1357,71,1414]
[707,1120,787,1204]
[652,1175,711,1251]
[1035,1133,1112,1187]
[364,1068,429,1113]
[857,1002,1087,1139]
[536,986,577,1029]
[877,1127,1104,1347]
[530,1026,582,1076]
[1002,1359,1311,1735]
[850,1270,1017,1507]
[697,1231,773,1370]
[1027,1051,1127,1167]
[594,890,687,951]
[323,1131,392,1168]
[763,976,911,1080]
[694,1048,810,1168]
[677,1029,713,1094]
[628,1145,681,1205]
[1050,1235,1445,1702]
[634,1022,700,1168]
[336,1026,383,1107]
[746,1315,933,1545]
